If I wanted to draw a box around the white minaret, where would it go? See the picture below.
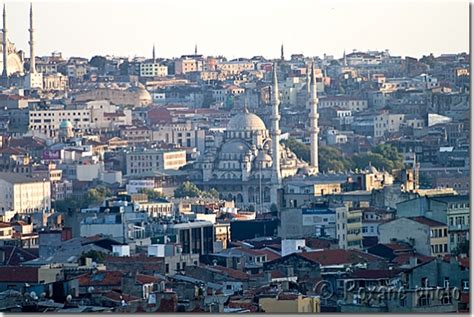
[29,3,36,74]
[2,4,8,78]
[270,63,282,204]
[309,63,319,173]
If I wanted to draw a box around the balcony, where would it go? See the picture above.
[448,224,469,232]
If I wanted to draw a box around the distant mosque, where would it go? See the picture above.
[0,4,26,78]
[193,63,321,211]
[0,3,44,90]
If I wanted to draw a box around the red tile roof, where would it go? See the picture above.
[0,266,39,283]
[102,290,140,302]
[207,265,250,281]
[78,271,124,287]
[297,249,382,266]
[135,274,163,285]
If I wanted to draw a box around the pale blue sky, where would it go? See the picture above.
[6,0,470,59]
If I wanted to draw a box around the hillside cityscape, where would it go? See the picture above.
[0,2,470,314]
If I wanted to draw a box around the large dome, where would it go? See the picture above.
[227,111,266,131]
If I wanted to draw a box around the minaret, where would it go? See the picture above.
[309,63,319,173]
[152,44,156,63]
[2,4,8,79]
[29,3,36,74]
[280,44,284,61]
[343,50,347,66]
[270,63,282,204]
[194,43,197,56]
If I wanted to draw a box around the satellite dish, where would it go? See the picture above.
[92,262,97,268]
[88,286,95,294]
[66,295,72,302]
[29,291,37,299]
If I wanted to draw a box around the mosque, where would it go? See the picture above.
[0,4,26,79]
[194,64,321,211]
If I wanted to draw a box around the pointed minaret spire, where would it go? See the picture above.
[343,50,347,66]
[309,63,320,173]
[152,44,156,63]
[2,3,8,78]
[270,63,282,204]
[280,44,284,61]
[306,63,311,98]
[29,3,36,74]
[194,43,197,56]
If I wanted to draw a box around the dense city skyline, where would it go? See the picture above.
[7,0,470,59]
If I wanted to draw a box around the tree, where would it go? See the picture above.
[270,203,279,213]
[282,138,353,172]
[319,146,353,172]
[174,181,202,198]
[86,186,112,205]
[79,250,107,264]
[352,144,404,173]
[89,55,107,73]
[281,138,310,162]
[453,240,469,256]
[139,188,165,200]
[119,60,130,75]
[204,188,219,199]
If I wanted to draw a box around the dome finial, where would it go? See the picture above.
[244,96,249,113]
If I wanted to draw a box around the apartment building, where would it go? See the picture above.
[28,108,91,138]
[125,149,187,176]
[336,207,363,250]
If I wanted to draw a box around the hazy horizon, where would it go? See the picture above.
[6,0,471,60]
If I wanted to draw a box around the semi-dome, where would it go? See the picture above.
[221,140,250,154]
[227,111,266,132]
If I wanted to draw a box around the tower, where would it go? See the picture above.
[152,44,156,63]
[194,43,197,56]
[2,4,8,79]
[29,3,36,73]
[309,63,319,173]
[280,44,284,61]
[343,50,347,67]
[270,63,282,205]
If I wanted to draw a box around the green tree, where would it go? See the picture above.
[139,188,165,200]
[80,250,107,264]
[89,55,107,73]
[174,181,202,198]
[281,138,310,162]
[86,186,112,205]
[282,138,353,172]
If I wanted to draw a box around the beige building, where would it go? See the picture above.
[174,58,203,74]
[0,172,51,213]
[216,61,254,75]
[259,294,320,313]
[337,206,363,250]
[379,217,449,257]
[140,62,168,77]
[126,149,187,176]
[29,108,91,138]
[42,73,68,91]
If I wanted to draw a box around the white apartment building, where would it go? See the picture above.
[140,62,168,77]
[126,149,187,176]
[319,96,368,112]
[0,172,51,213]
[29,108,91,138]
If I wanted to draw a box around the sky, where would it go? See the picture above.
[6,0,471,60]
